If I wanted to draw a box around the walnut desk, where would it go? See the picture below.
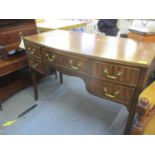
[23,30,155,134]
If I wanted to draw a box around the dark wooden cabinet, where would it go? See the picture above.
[0,19,37,109]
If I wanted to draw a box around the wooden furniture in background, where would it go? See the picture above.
[0,19,37,110]
[128,30,155,134]
[128,32,155,42]
[24,30,155,134]
[131,82,155,134]
[144,112,155,134]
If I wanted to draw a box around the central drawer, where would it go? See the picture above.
[62,54,90,74]
[42,48,61,65]
[92,61,139,87]
[90,79,135,105]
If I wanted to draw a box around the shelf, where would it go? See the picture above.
[0,54,27,77]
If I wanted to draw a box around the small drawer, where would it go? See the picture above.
[42,48,61,65]
[25,42,41,59]
[92,61,139,87]
[62,54,90,74]
[27,56,44,74]
[90,79,135,105]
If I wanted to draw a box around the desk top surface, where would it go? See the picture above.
[25,30,155,67]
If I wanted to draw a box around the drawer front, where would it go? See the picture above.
[27,56,44,74]
[90,79,135,105]
[62,54,90,74]
[42,48,61,65]
[92,61,139,87]
[25,41,41,59]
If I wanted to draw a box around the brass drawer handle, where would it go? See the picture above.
[104,68,122,80]
[30,61,38,68]
[103,87,119,98]
[45,53,56,62]
[69,60,82,70]
[28,47,36,55]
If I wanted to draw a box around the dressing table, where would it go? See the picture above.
[23,30,155,134]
